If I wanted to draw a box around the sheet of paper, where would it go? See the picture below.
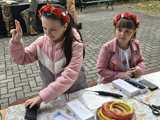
[86,83,113,91]
[67,99,94,120]
[54,115,72,120]
[52,110,75,120]
[80,91,114,110]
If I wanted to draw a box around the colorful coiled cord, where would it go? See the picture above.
[96,101,135,120]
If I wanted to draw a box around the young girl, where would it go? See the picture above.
[9,4,87,108]
[97,12,145,83]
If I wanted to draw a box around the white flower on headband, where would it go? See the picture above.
[121,14,124,18]
[62,11,68,17]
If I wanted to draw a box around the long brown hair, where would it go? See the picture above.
[40,5,84,66]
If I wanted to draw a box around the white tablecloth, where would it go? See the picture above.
[3,71,160,120]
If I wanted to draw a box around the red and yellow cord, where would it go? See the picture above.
[96,101,135,120]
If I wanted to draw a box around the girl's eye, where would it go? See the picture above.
[125,30,132,34]
[49,29,56,32]
[43,27,56,33]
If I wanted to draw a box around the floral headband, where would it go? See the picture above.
[39,4,69,24]
[113,12,140,28]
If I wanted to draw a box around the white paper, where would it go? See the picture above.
[54,116,70,120]
[67,99,94,120]
[86,83,113,91]
[52,110,75,120]
[80,91,114,110]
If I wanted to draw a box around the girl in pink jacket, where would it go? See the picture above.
[97,12,145,83]
[9,4,87,108]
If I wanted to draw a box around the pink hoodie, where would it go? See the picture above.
[9,29,84,102]
[97,38,145,83]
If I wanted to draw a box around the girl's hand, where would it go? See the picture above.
[130,67,141,78]
[10,20,23,42]
[118,71,133,79]
[25,96,42,108]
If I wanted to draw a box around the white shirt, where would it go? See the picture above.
[119,47,131,70]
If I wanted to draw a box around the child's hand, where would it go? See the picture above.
[130,67,141,78]
[10,20,23,42]
[25,96,42,108]
[117,71,133,79]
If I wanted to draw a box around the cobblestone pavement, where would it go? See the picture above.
[0,4,160,109]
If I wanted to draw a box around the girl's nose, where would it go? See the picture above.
[119,31,125,37]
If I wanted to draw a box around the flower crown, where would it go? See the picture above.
[113,12,139,28]
[39,4,69,24]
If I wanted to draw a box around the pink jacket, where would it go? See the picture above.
[96,38,145,83]
[9,29,84,102]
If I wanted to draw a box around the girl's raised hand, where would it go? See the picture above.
[10,20,23,42]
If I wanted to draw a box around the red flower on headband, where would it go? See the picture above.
[39,4,69,24]
[113,12,139,28]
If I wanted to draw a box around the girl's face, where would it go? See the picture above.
[116,27,135,46]
[41,16,67,43]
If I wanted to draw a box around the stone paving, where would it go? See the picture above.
[0,4,160,109]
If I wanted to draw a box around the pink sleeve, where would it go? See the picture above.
[135,42,145,75]
[39,42,84,102]
[9,37,43,65]
[96,44,120,83]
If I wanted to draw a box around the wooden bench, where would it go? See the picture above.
[76,0,114,12]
